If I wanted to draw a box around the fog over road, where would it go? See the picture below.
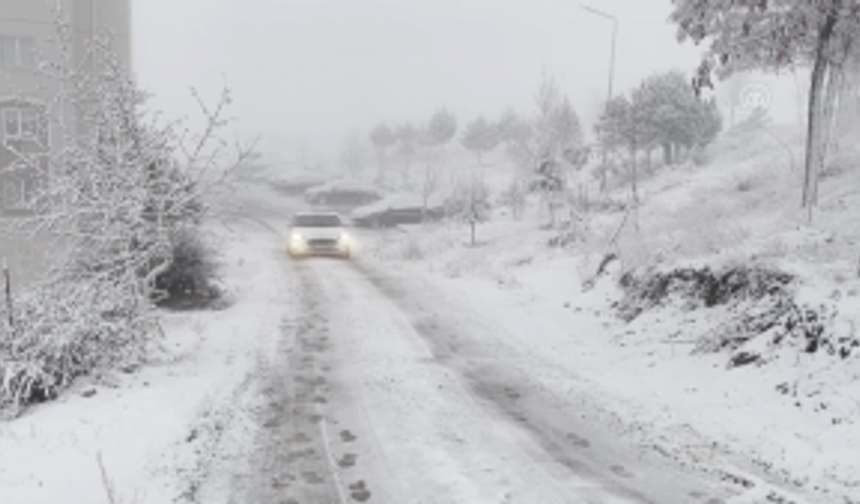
[198,185,740,504]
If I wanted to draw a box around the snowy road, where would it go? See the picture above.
[206,198,738,503]
[175,185,757,504]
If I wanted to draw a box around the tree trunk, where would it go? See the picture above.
[376,149,386,185]
[598,144,608,192]
[662,143,672,165]
[630,143,638,204]
[470,220,476,246]
[803,13,838,211]
[403,154,412,184]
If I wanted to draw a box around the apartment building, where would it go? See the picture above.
[0,0,131,287]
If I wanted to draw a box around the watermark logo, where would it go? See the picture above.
[738,82,771,111]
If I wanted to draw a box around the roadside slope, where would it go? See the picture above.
[352,125,860,503]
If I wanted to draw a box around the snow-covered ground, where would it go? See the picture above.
[355,125,860,503]
[0,221,290,504]
[3,126,860,503]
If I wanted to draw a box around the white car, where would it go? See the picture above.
[287,212,352,259]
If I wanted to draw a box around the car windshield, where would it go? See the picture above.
[292,214,341,227]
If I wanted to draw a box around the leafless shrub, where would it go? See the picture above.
[447,171,491,246]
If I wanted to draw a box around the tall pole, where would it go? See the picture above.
[581,5,617,192]
[608,16,617,101]
[581,5,617,98]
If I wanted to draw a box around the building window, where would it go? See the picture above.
[1,36,35,70]
[2,108,43,143]
[3,178,28,210]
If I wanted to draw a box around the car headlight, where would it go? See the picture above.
[290,233,304,242]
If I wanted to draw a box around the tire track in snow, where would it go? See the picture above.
[350,259,736,504]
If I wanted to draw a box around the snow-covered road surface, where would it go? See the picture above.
[194,217,737,502]
[180,185,772,504]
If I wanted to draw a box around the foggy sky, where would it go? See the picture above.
[132,0,800,162]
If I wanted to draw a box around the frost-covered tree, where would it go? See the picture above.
[595,95,637,152]
[340,133,367,178]
[670,0,860,210]
[0,21,249,412]
[496,108,532,153]
[423,107,457,149]
[498,178,528,220]
[631,70,722,165]
[369,123,397,183]
[527,73,587,225]
[460,116,499,164]
[594,95,644,201]
[396,122,419,182]
[420,159,442,220]
[418,108,456,195]
[447,171,491,245]
[547,97,584,154]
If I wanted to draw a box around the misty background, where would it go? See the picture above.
[132,0,804,165]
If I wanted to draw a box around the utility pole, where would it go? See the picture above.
[581,5,617,192]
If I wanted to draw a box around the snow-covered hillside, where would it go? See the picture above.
[357,124,860,503]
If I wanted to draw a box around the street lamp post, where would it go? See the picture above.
[581,4,617,192]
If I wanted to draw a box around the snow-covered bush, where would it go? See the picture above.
[616,265,794,322]
[153,229,223,310]
[1,273,149,411]
[614,265,860,368]
[0,20,249,413]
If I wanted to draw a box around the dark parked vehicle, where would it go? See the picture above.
[269,172,329,195]
[351,193,446,228]
[304,180,381,207]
